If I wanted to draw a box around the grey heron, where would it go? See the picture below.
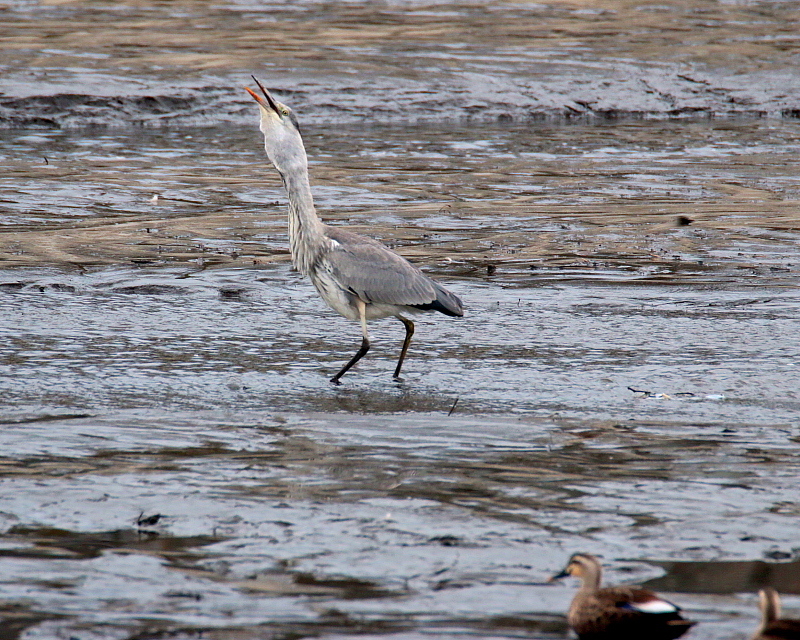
[245,78,463,384]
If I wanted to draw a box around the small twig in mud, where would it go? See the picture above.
[447,397,459,416]
[628,386,671,398]
[628,386,696,399]
[627,386,651,395]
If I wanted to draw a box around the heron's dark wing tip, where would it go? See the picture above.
[410,299,463,317]
[411,285,463,317]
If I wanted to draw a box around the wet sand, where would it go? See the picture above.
[2,2,800,639]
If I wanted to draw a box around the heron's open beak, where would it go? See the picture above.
[245,76,280,114]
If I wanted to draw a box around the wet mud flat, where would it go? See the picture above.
[3,0,800,126]
[2,118,800,639]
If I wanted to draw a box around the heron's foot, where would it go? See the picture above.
[392,375,404,383]
[330,376,342,385]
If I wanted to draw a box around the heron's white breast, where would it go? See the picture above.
[310,270,358,320]
[309,268,409,322]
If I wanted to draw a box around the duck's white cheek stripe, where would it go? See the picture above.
[628,600,679,614]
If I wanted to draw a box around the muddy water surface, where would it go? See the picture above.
[4,5,800,636]
[1,117,800,639]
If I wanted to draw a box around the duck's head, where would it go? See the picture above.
[550,553,603,588]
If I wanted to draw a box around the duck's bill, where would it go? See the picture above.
[548,570,570,582]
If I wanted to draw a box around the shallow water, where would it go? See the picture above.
[2,118,800,639]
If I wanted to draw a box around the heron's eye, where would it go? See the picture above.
[281,109,289,116]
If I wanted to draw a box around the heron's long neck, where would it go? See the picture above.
[281,164,323,275]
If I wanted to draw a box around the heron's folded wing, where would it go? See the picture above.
[321,231,439,307]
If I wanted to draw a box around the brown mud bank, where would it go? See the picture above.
[3,120,800,278]
[2,1,800,127]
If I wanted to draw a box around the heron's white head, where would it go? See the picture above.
[245,77,306,176]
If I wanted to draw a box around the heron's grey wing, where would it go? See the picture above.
[321,228,461,314]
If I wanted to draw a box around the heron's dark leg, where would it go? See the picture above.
[330,337,369,385]
[330,299,370,385]
[393,315,415,381]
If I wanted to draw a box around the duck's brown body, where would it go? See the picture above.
[752,589,800,640]
[757,620,800,640]
[553,553,694,640]
[568,585,695,640]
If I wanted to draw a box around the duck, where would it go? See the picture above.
[551,552,695,640]
[751,588,800,640]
